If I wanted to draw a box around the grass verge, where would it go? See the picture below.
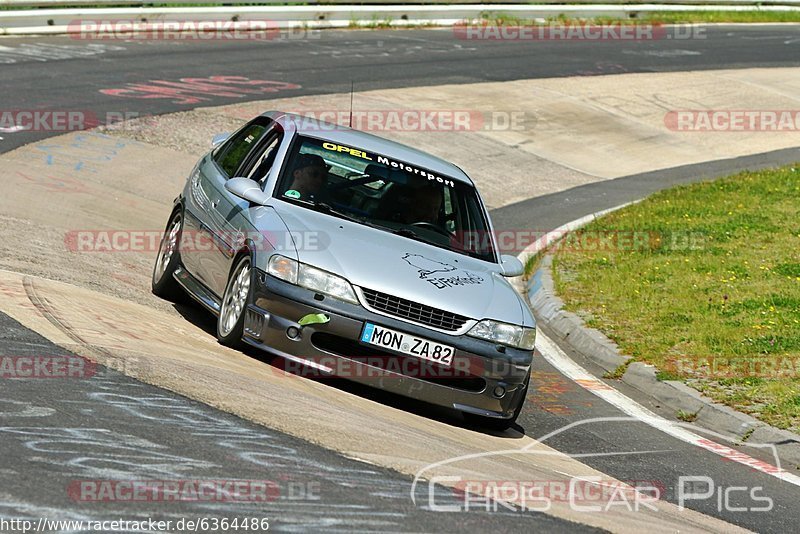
[552,165,800,433]
[2,6,800,25]
[634,11,800,24]
[478,11,800,25]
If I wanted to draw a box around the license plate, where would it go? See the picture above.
[360,323,455,367]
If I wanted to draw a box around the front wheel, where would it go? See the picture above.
[217,255,252,348]
[152,210,184,301]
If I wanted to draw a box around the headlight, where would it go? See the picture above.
[267,255,358,304]
[468,320,536,350]
[298,263,358,304]
[267,255,298,284]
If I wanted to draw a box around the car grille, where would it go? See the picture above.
[243,308,265,339]
[360,288,469,332]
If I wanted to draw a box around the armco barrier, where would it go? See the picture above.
[2,3,799,34]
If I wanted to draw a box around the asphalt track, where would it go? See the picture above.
[0,311,596,532]
[3,24,800,151]
[2,26,800,532]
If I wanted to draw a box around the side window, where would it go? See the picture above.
[443,187,456,233]
[213,122,269,178]
[244,133,283,184]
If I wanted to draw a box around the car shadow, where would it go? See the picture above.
[172,300,217,332]
[171,301,527,439]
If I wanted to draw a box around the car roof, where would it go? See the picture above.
[262,110,474,186]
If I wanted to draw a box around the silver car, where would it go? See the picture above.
[152,111,535,430]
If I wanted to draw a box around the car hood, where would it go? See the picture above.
[270,202,530,325]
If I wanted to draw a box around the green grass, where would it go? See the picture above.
[603,361,631,380]
[522,250,544,281]
[476,11,800,25]
[553,165,800,432]
[636,11,800,24]
[348,14,395,30]
[3,5,800,25]
[677,409,699,423]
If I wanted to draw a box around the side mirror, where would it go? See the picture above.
[498,254,524,277]
[225,177,270,205]
[211,132,230,148]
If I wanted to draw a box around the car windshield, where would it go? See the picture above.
[275,135,496,262]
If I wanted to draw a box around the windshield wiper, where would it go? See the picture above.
[393,227,491,261]
[310,202,386,231]
[331,173,383,190]
[392,227,419,239]
[303,201,492,260]
[310,201,361,223]
[391,227,444,248]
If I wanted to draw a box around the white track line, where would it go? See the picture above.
[536,329,800,488]
[516,201,638,264]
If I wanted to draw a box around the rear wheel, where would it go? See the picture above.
[217,255,252,348]
[152,210,184,301]
[464,373,529,431]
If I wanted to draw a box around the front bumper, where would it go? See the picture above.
[243,270,533,419]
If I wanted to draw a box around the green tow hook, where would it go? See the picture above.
[298,313,330,327]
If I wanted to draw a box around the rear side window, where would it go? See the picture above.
[244,132,283,184]
[214,122,268,177]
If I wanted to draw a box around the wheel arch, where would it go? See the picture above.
[170,195,185,217]
[229,240,257,278]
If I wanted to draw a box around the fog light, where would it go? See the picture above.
[286,326,301,340]
[493,385,507,398]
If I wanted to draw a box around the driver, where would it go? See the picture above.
[285,154,329,200]
[403,184,442,224]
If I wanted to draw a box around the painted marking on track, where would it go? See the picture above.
[531,370,594,415]
[573,378,614,391]
[536,331,800,487]
[99,76,301,105]
[0,43,125,64]
[622,49,702,58]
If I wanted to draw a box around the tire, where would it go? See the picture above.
[152,209,185,302]
[217,254,252,348]
[464,373,530,432]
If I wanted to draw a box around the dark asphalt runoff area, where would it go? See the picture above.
[2,25,800,532]
[0,312,596,533]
